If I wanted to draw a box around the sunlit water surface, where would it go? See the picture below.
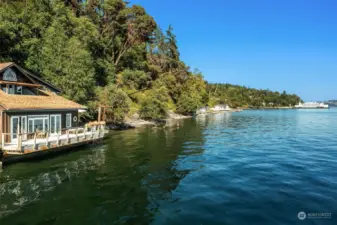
[1,109,337,225]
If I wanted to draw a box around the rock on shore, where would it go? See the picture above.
[120,111,192,129]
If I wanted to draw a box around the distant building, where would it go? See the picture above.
[210,104,231,112]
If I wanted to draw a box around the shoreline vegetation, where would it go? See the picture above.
[0,0,302,129]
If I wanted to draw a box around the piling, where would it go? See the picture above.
[0,150,3,170]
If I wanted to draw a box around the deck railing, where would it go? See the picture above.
[1,124,106,153]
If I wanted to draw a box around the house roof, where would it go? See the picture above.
[0,89,86,110]
[0,62,86,110]
[23,69,62,94]
[0,62,14,70]
[0,62,62,93]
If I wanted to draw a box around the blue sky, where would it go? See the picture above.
[132,0,337,101]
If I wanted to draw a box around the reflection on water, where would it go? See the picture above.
[0,119,206,225]
[0,147,106,218]
[1,110,337,225]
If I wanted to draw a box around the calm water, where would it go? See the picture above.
[1,109,337,225]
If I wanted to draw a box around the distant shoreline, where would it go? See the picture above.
[242,107,332,110]
[242,107,294,110]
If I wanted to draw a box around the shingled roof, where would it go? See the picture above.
[0,62,14,71]
[0,62,85,110]
[0,90,86,110]
[0,62,62,93]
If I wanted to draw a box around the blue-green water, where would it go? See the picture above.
[1,109,337,225]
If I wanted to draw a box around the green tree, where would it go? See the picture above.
[96,84,131,123]
[29,19,96,104]
[139,85,170,120]
[177,73,207,115]
[0,0,303,124]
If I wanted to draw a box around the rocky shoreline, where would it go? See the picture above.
[106,107,298,130]
[106,111,192,130]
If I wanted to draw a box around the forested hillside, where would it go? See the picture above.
[0,0,302,122]
[208,84,302,108]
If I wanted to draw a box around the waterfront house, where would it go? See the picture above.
[0,62,86,144]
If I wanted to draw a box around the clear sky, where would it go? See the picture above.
[132,0,337,101]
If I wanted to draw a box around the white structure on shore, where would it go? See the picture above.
[196,107,208,115]
[196,104,233,115]
[210,104,231,112]
[294,102,329,109]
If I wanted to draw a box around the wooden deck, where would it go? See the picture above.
[1,125,106,156]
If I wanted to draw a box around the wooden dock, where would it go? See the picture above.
[0,123,106,167]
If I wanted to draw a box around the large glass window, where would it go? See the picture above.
[28,115,49,133]
[28,119,33,133]
[50,115,61,134]
[11,116,28,142]
[11,117,19,141]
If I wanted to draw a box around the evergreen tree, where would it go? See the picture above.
[0,0,302,123]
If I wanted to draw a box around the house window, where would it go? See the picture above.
[66,113,72,128]
[28,115,49,133]
[16,86,22,94]
[8,85,15,94]
[2,84,20,95]
[3,68,17,81]
[50,115,62,134]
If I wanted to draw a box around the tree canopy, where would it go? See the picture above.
[0,0,302,122]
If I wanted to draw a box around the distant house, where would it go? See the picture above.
[210,104,231,112]
[0,62,86,143]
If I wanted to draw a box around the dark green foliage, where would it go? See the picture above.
[0,0,302,123]
[96,84,131,123]
[208,83,301,108]
[139,86,170,119]
[176,73,207,115]
[121,69,151,90]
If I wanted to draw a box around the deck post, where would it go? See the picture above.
[46,132,49,148]
[18,133,22,152]
[57,132,60,146]
[101,125,104,138]
[83,126,87,141]
[102,107,106,122]
[17,121,22,151]
[17,122,20,150]
[67,130,70,144]
[33,132,37,151]
[76,128,78,142]
[98,106,102,122]
[2,133,5,149]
